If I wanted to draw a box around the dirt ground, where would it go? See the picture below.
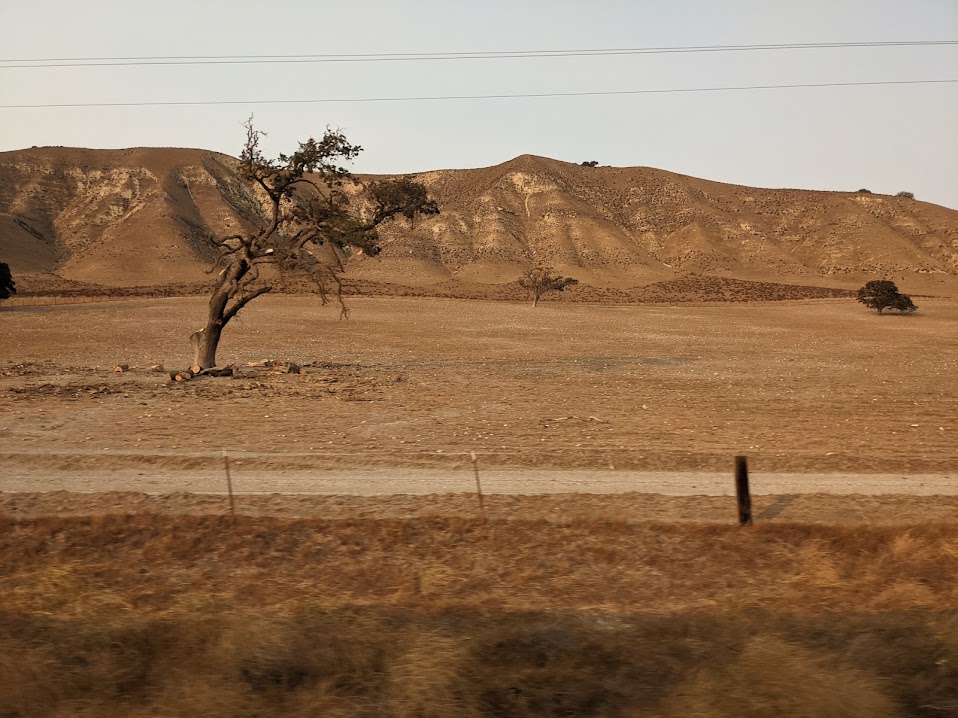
[1,295,956,514]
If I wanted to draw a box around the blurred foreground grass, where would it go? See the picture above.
[3,513,958,716]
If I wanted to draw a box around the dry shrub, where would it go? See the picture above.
[213,612,389,714]
[387,631,478,718]
[664,634,900,718]
[465,619,673,718]
[0,636,59,718]
[4,610,958,717]
[0,616,164,718]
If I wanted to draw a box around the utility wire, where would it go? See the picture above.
[2,78,955,110]
[2,39,956,68]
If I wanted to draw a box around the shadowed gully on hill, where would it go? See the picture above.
[2,147,957,295]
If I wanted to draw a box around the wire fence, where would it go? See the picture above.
[1,447,954,497]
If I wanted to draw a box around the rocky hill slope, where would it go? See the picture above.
[2,147,957,294]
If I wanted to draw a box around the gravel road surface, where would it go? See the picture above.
[2,467,955,496]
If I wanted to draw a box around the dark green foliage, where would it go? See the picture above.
[887,293,917,313]
[580,160,599,167]
[0,262,15,300]
[895,191,915,199]
[856,279,917,314]
[857,188,872,194]
[367,177,440,223]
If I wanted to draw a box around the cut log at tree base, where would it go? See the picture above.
[197,365,235,378]
[113,364,129,372]
[150,364,165,373]
[168,366,236,381]
[167,361,307,382]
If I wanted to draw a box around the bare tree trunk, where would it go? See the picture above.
[191,324,223,369]
[532,293,540,307]
[190,261,272,368]
[191,274,233,369]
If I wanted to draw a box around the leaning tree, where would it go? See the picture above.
[191,121,438,368]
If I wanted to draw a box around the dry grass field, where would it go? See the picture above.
[2,294,958,716]
[2,515,958,716]
[1,294,956,475]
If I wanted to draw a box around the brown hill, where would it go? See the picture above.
[2,147,957,295]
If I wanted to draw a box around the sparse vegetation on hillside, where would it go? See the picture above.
[518,266,578,306]
[4,149,958,290]
[856,280,917,314]
[895,190,915,199]
[191,120,438,368]
[580,160,600,167]
[857,188,872,193]
[0,262,15,301]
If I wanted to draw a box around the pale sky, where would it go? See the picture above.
[2,0,957,208]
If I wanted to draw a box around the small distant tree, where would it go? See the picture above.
[580,160,599,167]
[518,266,578,307]
[857,188,872,194]
[0,262,15,302]
[895,191,915,199]
[856,279,917,314]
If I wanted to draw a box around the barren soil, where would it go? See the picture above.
[2,294,956,474]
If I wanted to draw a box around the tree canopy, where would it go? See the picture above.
[190,120,439,369]
[856,280,917,314]
[518,266,578,307]
[0,262,15,301]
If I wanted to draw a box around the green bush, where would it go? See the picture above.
[856,280,917,314]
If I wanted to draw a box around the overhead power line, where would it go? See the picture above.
[2,39,956,68]
[1,78,955,110]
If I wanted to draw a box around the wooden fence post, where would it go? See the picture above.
[471,451,487,521]
[223,450,236,521]
[734,455,752,526]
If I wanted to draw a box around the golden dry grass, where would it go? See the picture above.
[4,514,958,616]
[3,607,958,717]
[3,514,958,716]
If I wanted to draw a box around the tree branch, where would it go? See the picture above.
[223,286,272,325]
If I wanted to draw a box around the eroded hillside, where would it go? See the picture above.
[2,147,957,292]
